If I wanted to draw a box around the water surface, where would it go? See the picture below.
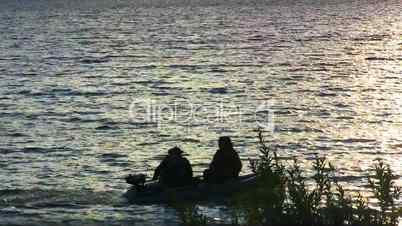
[1,0,402,225]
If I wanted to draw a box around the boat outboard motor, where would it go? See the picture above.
[125,174,146,191]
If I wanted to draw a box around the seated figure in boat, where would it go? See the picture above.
[203,136,242,183]
[152,147,193,188]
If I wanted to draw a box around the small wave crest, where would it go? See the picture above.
[0,189,123,208]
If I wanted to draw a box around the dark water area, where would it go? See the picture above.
[1,0,402,225]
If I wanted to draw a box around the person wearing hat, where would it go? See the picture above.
[152,147,193,188]
[203,136,242,183]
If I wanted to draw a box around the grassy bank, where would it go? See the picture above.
[179,129,401,226]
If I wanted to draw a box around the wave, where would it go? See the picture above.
[1,147,82,155]
[0,189,123,208]
[333,138,377,144]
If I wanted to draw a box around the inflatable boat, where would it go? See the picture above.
[123,174,256,204]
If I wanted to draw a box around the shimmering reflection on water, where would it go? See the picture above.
[0,0,401,225]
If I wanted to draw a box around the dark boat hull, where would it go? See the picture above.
[123,174,256,204]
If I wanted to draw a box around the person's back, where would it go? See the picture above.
[204,137,242,183]
[153,147,193,187]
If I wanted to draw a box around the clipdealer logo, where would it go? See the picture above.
[128,98,275,133]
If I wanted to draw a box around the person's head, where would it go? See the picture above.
[218,136,233,151]
[168,146,183,156]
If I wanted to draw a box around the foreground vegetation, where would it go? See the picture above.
[179,129,401,226]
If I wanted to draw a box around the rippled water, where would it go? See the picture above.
[1,0,402,225]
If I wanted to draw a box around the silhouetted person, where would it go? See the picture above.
[152,147,193,188]
[203,136,242,183]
